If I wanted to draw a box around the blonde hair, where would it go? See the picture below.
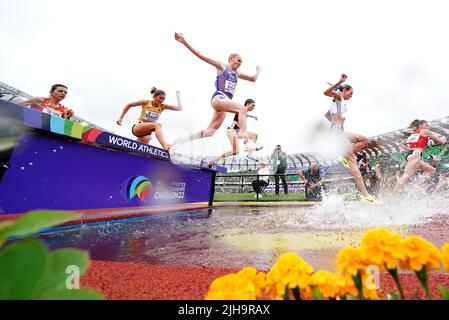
[228,53,241,63]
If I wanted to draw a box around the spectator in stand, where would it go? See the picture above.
[252,162,270,197]
[19,84,74,119]
[297,164,326,201]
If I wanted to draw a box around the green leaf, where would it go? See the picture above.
[0,210,81,241]
[312,286,324,300]
[283,285,290,300]
[387,292,402,300]
[0,239,48,299]
[0,222,14,246]
[438,286,449,300]
[352,271,364,300]
[37,288,104,300]
[292,286,301,300]
[35,248,90,295]
[415,267,432,299]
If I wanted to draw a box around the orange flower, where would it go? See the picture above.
[400,236,441,272]
[205,267,266,300]
[310,270,340,299]
[360,228,405,271]
[336,247,366,277]
[265,253,313,300]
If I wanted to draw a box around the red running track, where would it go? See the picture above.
[81,260,449,300]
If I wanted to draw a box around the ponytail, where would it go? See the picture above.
[409,119,427,130]
[150,87,166,98]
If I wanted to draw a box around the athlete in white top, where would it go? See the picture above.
[324,73,376,204]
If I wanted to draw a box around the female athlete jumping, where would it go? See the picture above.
[172,32,261,155]
[116,87,182,150]
[324,73,376,203]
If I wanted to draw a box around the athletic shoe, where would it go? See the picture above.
[246,153,259,162]
[359,194,380,204]
[340,157,349,168]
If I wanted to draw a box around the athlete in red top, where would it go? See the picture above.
[19,84,74,119]
[392,119,447,196]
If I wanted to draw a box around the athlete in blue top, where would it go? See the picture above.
[173,32,261,153]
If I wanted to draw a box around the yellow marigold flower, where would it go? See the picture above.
[265,252,313,300]
[336,247,366,277]
[399,236,442,272]
[310,270,340,299]
[360,228,405,271]
[442,243,449,273]
[205,268,265,300]
[237,267,266,295]
[336,247,379,299]
[336,274,358,298]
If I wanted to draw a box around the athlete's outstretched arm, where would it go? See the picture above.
[116,100,148,125]
[162,91,183,111]
[399,138,410,151]
[324,73,347,100]
[238,66,262,82]
[18,96,44,106]
[247,114,258,121]
[174,32,223,70]
[424,130,447,145]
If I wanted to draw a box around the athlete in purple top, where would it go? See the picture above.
[173,32,261,152]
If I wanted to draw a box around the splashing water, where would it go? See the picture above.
[41,190,449,270]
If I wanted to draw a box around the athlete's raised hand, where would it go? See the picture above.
[256,65,262,73]
[174,32,186,44]
[338,73,347,84]
[63,109,74,120]
[116,118,123,126]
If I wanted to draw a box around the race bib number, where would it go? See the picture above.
[143,111,160,122]
[224,80,236,94]
[42,107,63,117]
[217,94,227,101]
[406,133,420,144]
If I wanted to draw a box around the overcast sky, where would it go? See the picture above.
[1,0,449,157]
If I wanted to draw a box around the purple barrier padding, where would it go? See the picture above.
[0,132,213,214]
[22,107,44,129]
[0,101,24,121]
